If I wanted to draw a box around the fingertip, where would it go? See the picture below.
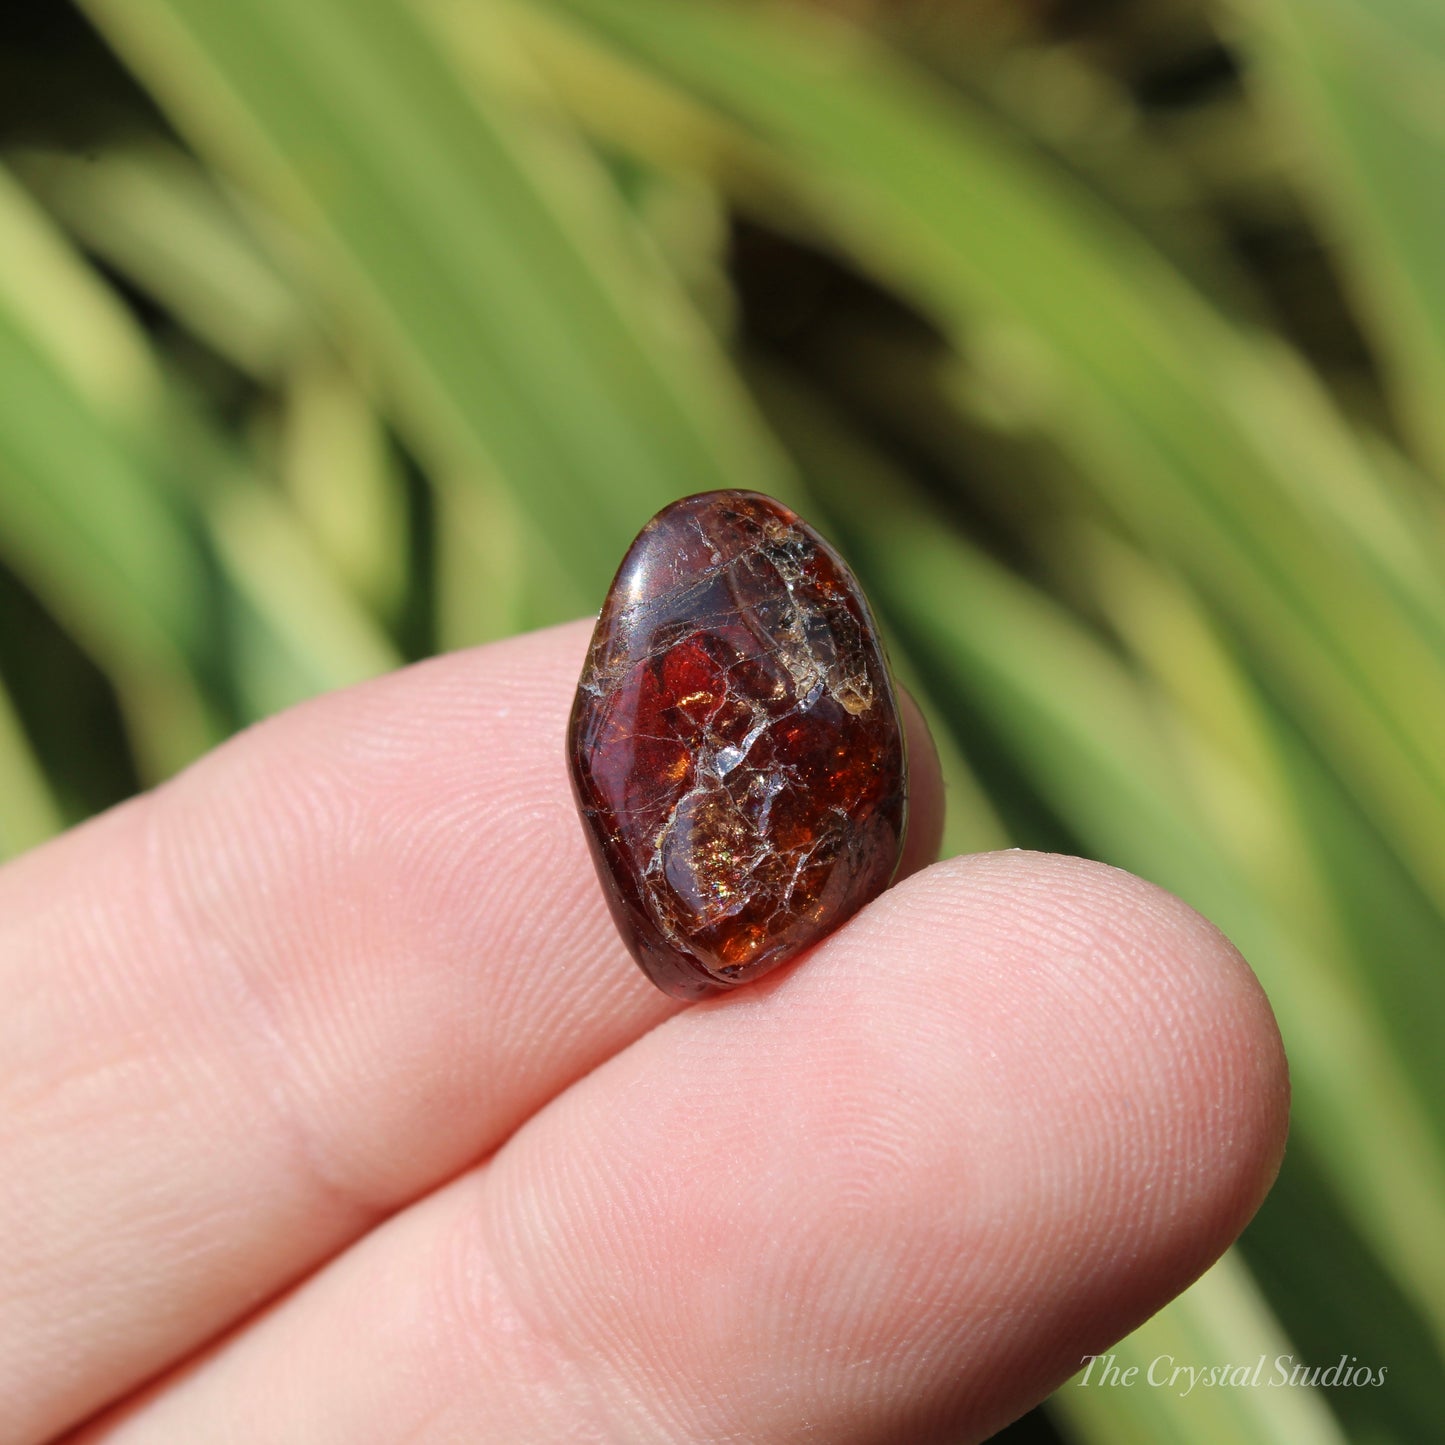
[459,848,1294,1443]
[868,848,1291,1287]
[693,848,1293,1434]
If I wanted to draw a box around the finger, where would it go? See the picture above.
[74,852,1288,1444]
[0,619,942,1445]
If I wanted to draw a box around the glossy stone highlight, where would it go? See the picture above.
[568,491,907,998]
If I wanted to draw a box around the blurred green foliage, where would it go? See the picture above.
[1,1,1442,1439]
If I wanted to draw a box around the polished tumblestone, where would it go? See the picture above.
[567,491,908,999]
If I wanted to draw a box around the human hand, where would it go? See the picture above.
[1,621,1288,1443]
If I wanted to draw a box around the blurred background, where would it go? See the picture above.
[1,0,1442,1439]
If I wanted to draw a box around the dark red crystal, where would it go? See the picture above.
[567,491,907,999]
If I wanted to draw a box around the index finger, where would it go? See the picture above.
[0,619,943,1445]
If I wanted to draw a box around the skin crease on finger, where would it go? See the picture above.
[0,621,943,1445]
[65,854,1288,1445]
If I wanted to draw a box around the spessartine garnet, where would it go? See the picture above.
[567,491,908,999]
